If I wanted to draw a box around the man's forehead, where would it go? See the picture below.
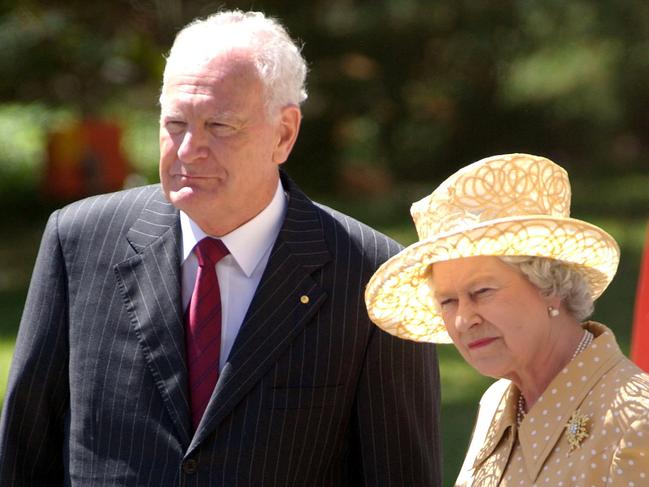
[166,46,257,78]
[163,55,260,94]
[162,73,228,94]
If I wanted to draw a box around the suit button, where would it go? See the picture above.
[183,458,198,474]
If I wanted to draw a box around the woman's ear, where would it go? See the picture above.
[545,295,563,317]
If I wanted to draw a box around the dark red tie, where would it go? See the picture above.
[185,237,229,431]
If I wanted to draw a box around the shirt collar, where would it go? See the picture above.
[180,179,287,277]
[516,321,623,481]
[473,382,518,468]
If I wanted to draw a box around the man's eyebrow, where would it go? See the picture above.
[160,111,183,119]
[207,111,245,122]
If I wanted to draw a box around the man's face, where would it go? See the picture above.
[159,51,299,236]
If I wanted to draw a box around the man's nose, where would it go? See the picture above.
[177,128,209,163]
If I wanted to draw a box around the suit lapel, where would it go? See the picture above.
[189,173,332,451]
[114,188,192,447]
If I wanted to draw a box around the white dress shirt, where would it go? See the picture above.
[180,180,287,371]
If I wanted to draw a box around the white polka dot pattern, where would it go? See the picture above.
[455,322,649,486]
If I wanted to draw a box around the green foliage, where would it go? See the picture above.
[0,103,162,206]
[106,103,161,182]
[0,103,73,191]
[1,1,649,197]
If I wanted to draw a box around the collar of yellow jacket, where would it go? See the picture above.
[473,322,623,481]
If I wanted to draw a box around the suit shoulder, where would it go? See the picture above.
[50,185,173,248]
[314,202,403,264]
[56,184,165,229]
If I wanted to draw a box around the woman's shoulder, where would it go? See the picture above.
[602,354,649,392]
[605,357,649,418]
[586,323,649,415]
[455,379,514,486]
[479,378,512,405]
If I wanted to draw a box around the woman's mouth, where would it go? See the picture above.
[467,337,498,349]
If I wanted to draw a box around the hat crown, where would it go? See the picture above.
[411,154,571,240]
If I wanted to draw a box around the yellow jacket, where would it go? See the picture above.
[456,322,649,486]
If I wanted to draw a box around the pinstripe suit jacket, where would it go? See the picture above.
[0,172,441,486]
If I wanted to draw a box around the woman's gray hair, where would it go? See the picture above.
[499,256,594,321]
[161,10,308,115]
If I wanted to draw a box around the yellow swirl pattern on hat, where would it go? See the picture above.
[365,154,620,343]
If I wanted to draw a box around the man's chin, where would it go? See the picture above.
[166,186,201,210]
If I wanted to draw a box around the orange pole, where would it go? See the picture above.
[631,223,649,372]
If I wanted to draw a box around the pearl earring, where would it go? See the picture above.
[548,306,560,317]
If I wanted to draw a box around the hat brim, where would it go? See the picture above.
[365,215,620,344]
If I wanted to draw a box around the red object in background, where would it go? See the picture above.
[44,119,129,200]
[631,223,649,372]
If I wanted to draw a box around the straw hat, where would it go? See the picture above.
[364,153,620,343]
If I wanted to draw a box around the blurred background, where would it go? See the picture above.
[0,1,648,484]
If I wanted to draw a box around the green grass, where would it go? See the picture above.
[0,289,29,406]
[0,341,14,404]
[0,178,647,486]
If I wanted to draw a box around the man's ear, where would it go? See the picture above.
[272,105,301,165]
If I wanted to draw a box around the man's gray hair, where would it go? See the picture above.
[499,256,594,321]
[162,10,308,115]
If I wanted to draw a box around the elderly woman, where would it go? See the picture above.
[365,154,649,486]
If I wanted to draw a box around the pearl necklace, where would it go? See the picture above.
[516,329,594,425]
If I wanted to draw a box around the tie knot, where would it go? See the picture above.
[194,238,229,267]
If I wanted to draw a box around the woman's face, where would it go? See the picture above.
[431,255,554,381]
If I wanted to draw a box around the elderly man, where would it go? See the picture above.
[0,10,441,486]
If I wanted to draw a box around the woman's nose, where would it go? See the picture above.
[454,298,481,332]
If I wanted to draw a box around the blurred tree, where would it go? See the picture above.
[0,0,648,197]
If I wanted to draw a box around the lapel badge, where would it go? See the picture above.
[566,409,590,452]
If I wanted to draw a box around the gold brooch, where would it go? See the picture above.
[566,409,590,452]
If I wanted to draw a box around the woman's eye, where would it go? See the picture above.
[440,298,457,308]
[473,288,493,298]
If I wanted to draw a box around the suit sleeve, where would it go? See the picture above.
[353,326,442,486]
[0,210,69,486]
